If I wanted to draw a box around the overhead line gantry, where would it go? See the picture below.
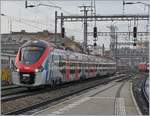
[55,11,148,52]
[56,14,148,22]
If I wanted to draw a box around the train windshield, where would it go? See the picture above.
[20,46,45,64]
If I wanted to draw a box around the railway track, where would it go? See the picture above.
[1,87,28,97]
[2,74,126,115]
[142,77,149,105]
[2,85,21,91]
[2,74,124,101]
[132,73,149,115]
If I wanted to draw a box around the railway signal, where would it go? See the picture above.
[133,26,137,38]
[93,27,97,38]
[94,42,97,46]
[133,39,137,46]
[133,27,137,46]
[133,42,136,46]
[61,27,65,38]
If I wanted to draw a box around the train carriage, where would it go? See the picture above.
[138,62,149,72]
[11,40,116,87]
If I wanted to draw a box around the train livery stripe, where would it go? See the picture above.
[66,61,70,81]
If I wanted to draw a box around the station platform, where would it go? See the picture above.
[34,79,141,115]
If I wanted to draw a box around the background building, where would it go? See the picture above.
[112,41,149,72]
[1,30,82,54]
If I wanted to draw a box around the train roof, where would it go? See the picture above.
[53,48,115,63]
[21,40,49,48]
[21,40,115,64]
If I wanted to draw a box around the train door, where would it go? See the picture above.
[59,54,65,82]
[46,53,53,84]
[75,56,79,80]
[81,55,86,80]
[65,55,70,82]
[51,53,60,82]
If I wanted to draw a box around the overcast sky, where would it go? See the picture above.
[1,0,150,48]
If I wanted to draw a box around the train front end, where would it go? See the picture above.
[12,40,50,87]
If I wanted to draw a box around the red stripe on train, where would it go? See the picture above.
[66,61,70,80]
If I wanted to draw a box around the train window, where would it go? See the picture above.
[48,54,53,62]
[99,64,101,67]
[53,54,60,63]
[96,64,98,67]
[70,62,75,74]
[59,55,65,67]
[20,46,45,64]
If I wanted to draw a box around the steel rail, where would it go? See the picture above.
[142,77,149,105]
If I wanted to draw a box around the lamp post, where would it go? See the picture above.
[1,14,12,33]
[25,1,61,9]
[25,1,61,44]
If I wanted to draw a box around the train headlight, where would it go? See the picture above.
[16,68,19,72]
[35,66,44,73]
[35,69,39,73]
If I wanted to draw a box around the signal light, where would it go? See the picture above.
[61,27,65,38]
[94,43,97,46]
[93,27,97,38]
[133,27,137,38]
[133,42,136,46]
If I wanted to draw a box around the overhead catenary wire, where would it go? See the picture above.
[48,0,74,15]
[1,15,47,31]
[94,0,96,27]
[128,20,132,40]
[12,1,55,26]
[2,10,82,35]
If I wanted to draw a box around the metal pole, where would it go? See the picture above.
[10,19,12,32]
[147,5,150,63]
[102,44,105,56]
[123,0,125,15]
[83,7,88,53]
[148,5,150,37]
[61,12,64,34]
[55,11,57,44]
[115,32,118,72]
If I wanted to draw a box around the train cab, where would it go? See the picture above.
[12,40,52,87]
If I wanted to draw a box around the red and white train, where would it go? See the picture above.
[138,62,149,72]
[12,40,116,88]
